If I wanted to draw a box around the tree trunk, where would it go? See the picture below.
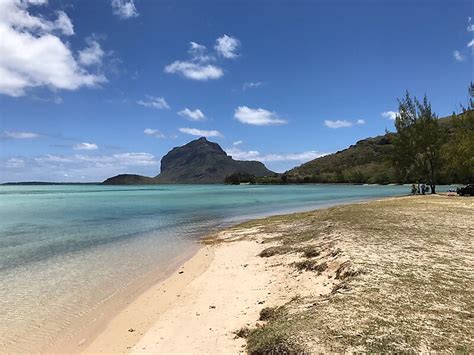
[430,184,436,194]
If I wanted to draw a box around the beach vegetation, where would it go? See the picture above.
[238,196,472,352]
[258,245,294,257]
[391,92,445,193]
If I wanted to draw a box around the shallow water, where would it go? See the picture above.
[0,184,447,351]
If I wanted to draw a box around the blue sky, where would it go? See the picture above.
[0,0,472,182]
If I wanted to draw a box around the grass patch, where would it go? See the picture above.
[237,196,474,352]
[300,245,321,258]
[234,326,250,339]
[258,245,294,257]
[293,260,328,273]
[259,306,279,321]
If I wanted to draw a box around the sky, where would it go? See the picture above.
[0,0,472,182]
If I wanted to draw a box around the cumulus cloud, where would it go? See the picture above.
[73,142,98,150]
[381,111,399,120]
[164,61,223,81]
[356,119,365,125]
[111,0,138,19]
[188,42,214,63]
[242,81,263,91]
[178,108,206,121]
[2,130,40,139]
[215,35,240,59]
[233,140,243,146]
[468,39,474,48]
[0,0,106,97]
[234,106,287,126]
[179,127,222,137]
[453,50,466,62]
[144,128,165,138]
[137,96,170,110]
[225,147,328,162]
[165,35,240,81]
[78,39,105,66]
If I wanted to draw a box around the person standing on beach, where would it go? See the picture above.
[421,183,426,195]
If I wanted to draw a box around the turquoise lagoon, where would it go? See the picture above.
[0,184,445,350]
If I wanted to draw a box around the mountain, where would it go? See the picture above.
[103,137,273,184]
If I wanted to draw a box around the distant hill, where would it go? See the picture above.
[103,137,274,184]
[286,134,396,184]
[102,174,156,185]
[283,115,457,184]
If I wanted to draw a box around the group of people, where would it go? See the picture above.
[411,183,430,195]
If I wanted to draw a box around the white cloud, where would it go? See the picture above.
[234,106,287,126]
[0,0,106,97]
[144,128,165,138]
[381,111,398,120]
[36,153,157,167]
[188,42,214,63]
[453,50,466,62]
[2,152,159,182]
[54,11,74,35]
[468,17,474,32]
[111,0,138,19]
[2,130,40,139]
[468,39,474,48]
[233,140,243,146]
[225,147,328,162]
[179,127,222,137]
[323,119,366,128]
[165,36,240,81]
[78,39,104,66]
[215,35,240,59]
[137,96,170,110]
[73,142,98,151]
[178,108,206,121]
[164,61,223,81]
[35,154,74,163]
[324,120,353,129]
[242,81,263,91]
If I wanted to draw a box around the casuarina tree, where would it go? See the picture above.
[391,92,445,193]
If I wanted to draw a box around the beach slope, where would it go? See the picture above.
[84,195,473,353]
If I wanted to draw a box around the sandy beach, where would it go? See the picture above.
[68,194,472,353]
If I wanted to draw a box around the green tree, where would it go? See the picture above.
[391,92,445,193]
[443,83,474,183]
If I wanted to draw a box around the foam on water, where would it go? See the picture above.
[0,184,446,351]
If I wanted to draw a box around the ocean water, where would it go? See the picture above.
[0,184,446,351]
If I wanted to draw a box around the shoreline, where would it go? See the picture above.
[74,197,386,353]
[45,245,202,354]
[41,194,404,353]
[74,196,393,353]
[54,194,471,353]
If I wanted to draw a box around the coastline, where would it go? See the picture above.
[56,194,471,353]
[74,197,388,353]
[45,245,202,354]
[19,188,414,353]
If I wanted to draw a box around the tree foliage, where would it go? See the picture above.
[391,92,445,191]
[442,83,474,182]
